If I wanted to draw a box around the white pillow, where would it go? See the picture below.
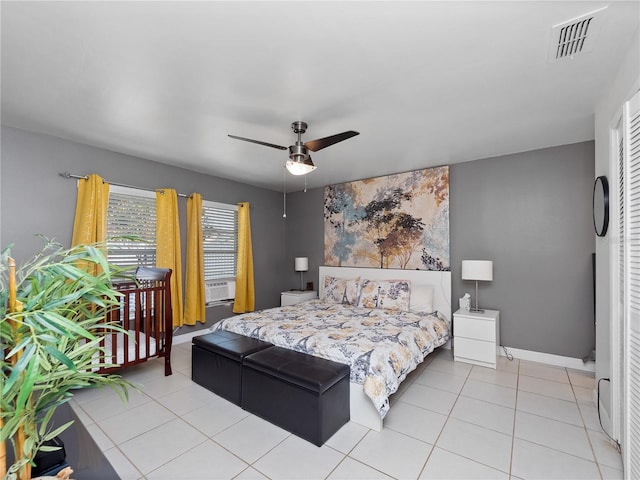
[409,284,435,313]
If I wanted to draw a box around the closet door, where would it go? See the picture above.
[622,90,640,480]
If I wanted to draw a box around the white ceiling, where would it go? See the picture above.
[2,1,638,192]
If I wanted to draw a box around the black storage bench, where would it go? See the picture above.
[192,330,272,406]
[242,346,350,446]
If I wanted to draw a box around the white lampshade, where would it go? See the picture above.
[294,257,309,272]
[461,260,493,281]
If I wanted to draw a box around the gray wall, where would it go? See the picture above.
[450,142,595,358]
[284,187,325,291]
[1,126,288,333]
[287,141,595,359]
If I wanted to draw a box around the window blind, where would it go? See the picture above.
[202,201,238,281]
[106,186,157,270]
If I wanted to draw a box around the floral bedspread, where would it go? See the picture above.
[211,299,450,418]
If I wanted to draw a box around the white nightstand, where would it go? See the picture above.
[453,308,500,369]
[280,290,318,306]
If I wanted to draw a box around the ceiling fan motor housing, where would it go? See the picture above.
[289,143,309,161]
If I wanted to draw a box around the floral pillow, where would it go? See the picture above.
[323,276,360,305]
[357,279,411,311]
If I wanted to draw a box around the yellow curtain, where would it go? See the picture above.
[233,202,255,313]
[71,174,109,276]
[184,193,205,325]
[71,173,109,246]
[156,189,184,327]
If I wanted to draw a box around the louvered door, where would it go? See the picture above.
[622,90,640,480]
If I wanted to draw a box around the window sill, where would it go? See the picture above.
[206,299,234,308]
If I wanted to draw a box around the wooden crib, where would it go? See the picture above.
[97,267,173,376]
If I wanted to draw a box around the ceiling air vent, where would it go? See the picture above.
[548,7,607,62]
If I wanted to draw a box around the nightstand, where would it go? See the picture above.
[453,309,500,369]
[280,290,318,306]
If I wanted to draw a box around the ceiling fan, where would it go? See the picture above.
[228,121,359,175]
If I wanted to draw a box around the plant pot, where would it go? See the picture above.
[30,437,68,478]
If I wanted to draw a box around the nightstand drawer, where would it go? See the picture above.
[454,337,496,364]
[455,316,496,342]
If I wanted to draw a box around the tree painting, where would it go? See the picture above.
[324,166,450,271]
[324,183,361,266]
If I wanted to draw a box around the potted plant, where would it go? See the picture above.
[1,238,134,480]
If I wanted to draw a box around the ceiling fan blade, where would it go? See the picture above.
[228,135,287,150]
[304,130,360,152]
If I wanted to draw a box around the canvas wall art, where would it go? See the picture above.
[324,166,450,271]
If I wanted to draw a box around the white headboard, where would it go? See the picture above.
[318,266,452,320]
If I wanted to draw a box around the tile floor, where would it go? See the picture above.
[69,344,623,479]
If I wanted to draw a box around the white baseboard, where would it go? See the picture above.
[499,345,596,372]
[172,328,210,345]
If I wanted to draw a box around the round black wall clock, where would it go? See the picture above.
[593,176,609,237]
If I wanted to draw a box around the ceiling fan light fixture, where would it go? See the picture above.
[286,144,316,175]
[286,157,316,176]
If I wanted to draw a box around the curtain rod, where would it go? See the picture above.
[59,172,191,198]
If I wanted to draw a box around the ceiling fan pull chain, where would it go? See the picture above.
[283,191,287,218]
[282,166,287,218]
[304,176,307,193]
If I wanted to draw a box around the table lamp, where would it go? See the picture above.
[295,257,308,291]
[461,260,493,313]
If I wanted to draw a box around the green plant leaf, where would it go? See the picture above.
[42,419,74,442]
[16,354,39,411]
[86,245,110,272]
[38,444,63,452]
[27,312,69,336]
[5,336,31,359]
[34,312,95,340]
[23,435,35,459]
[2,344,35,396]
[38,333,58,343]
[43,346,76,371]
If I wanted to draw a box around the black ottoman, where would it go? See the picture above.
[192,330,272,405]
[242,347,350,446]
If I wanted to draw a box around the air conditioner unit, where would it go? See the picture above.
[205,279,236,304]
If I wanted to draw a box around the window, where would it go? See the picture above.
[105,188,238,281]
[202,200,238,281]
[106,185,156,270]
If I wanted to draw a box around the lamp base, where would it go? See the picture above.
[471,281,485,313]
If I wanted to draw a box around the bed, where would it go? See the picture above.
[212,266,451,431]
[95,267,173,376]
